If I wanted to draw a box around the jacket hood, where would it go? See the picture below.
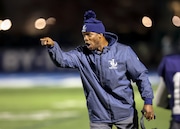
[104,32,118,46]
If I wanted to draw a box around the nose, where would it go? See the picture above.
[83,35,88,41]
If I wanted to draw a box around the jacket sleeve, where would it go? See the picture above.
[47,41,79,68]
[126,46,154,105]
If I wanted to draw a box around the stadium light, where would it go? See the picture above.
[1,19,12,31]
[142,16,152,28]
[0,20,3,30]
[46,17,56,25]
[172,15,180,27]
[34,18,46,30]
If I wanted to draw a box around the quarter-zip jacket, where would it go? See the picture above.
[47,32,154,123]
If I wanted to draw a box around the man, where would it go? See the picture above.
[155,54,180,129]
[41,10,155,129]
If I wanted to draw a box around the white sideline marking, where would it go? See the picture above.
[0,110,79,121]
[0,76,82,88]
[0,73,159,88]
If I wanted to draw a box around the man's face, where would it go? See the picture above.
[82,32,101,51]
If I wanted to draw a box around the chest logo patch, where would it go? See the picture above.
[108,59,117,69]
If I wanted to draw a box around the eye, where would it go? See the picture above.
[89,33,94,37]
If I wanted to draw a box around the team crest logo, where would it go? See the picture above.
[108,59,117,69]
[82,25,87,32]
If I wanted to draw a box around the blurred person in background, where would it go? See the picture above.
[41,10,155,129]
[155,54,180,129]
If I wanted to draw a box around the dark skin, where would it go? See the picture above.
[40,32,155,121]
[82,32,108,52]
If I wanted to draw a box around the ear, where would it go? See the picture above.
[99,33,104,38]
[100,33,104,36]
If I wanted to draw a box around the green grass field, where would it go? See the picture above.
[0,86,170,129]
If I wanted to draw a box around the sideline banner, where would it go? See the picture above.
[0,48,60,73]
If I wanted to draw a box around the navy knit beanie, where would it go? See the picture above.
[82,10,105,33]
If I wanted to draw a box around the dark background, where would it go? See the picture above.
[0,0,179,73]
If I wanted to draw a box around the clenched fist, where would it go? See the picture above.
[40,37,54,47]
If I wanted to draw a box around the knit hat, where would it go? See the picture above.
[82,10,105,33]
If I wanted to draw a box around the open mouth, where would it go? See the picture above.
[85,43,90,47]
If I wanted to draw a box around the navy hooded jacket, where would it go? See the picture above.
[47,32,154,123]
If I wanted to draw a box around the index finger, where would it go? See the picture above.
[40,38,47,41]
